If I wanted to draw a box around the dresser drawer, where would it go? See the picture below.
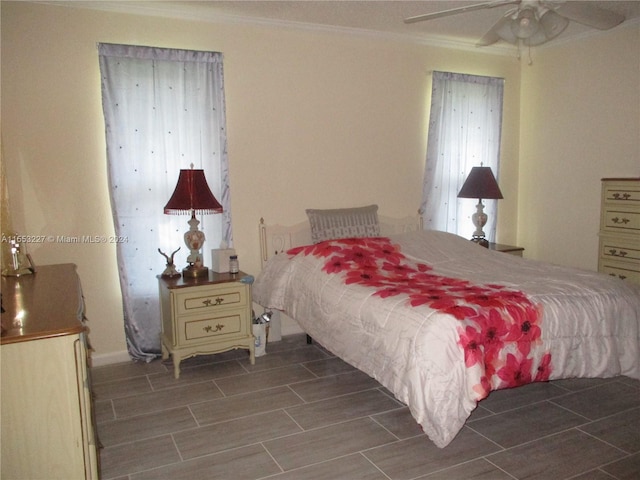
[175,284,248,315]
[603,183,640,205]
[601,209,640,235]
[599,237,640,264]
[179,311,250,346]
[598,260,640,284]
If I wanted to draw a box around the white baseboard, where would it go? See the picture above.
[90,350,131,367]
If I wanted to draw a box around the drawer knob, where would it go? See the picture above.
[610,217,630,225]
[203,323,224,333]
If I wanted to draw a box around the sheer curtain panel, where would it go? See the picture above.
[99,44,232,361]
[420,72,504,241]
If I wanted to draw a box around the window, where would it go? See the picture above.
[420,71,504,241]
[98,44,231,360]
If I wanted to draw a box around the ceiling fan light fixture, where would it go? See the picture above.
[494,11,519,45]
[523,9,570,46]
[511,7,540,39]
[523,29,548,46]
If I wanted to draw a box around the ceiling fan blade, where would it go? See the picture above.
[476,15,513,46]
[554,1,625,30]
[404,0,519,24]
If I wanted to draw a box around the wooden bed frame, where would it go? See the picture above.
[258,213,423,268]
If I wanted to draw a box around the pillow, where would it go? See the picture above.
[306,204,380,244]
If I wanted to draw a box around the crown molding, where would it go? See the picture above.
[39,1,636,55]
[39,1,516,56]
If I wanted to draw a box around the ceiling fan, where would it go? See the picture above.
[404,1,626,47]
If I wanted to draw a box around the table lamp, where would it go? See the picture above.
[457,166,503,247]
[164,164,223,278]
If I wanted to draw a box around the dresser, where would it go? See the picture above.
[598,178,640,285]
[1,264,99,479]
[158,271,255,378]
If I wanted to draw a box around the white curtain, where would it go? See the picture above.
[420,71,504,241]
[98,44,232,361]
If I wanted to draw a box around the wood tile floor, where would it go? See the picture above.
[92,333,640,480]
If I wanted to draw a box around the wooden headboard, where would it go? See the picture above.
[259,213,422,268]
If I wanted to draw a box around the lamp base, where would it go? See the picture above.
[470,236,489,248]
[182,264,209,279]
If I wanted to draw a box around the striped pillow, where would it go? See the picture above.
[306,205,380,244]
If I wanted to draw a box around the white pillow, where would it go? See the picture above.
[306,205,380,244]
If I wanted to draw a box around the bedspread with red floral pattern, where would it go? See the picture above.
[288,236,551,400]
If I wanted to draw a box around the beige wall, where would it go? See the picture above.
[518,24,640,268]
[1,1,636,363]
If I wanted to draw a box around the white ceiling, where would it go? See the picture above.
[82,1,640,50]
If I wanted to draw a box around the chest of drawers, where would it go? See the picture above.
[158,271,255,378]
[598,178,640,285]
[1,264,98,479]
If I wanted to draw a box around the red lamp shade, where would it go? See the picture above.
[457,166,504,200]
[164,168,223,215]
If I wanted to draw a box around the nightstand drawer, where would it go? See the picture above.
[601,209,640,235]
[176,285,248,315]
[180,311,249,345]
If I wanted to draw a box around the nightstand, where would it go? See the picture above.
[158,271,255,378]
[488,242,524,257]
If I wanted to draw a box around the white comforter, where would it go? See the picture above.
[252,230,640,447]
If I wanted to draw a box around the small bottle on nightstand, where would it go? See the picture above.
[229,255,239,274]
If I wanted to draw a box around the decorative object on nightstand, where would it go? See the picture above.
[158,270,255,378]
[211,245,236,273]
[164,164,223,279]
[158,247,181,278]
[457,165,504,247]
[598,178,640,285]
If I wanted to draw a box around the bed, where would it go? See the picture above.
[252,205,640,448]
